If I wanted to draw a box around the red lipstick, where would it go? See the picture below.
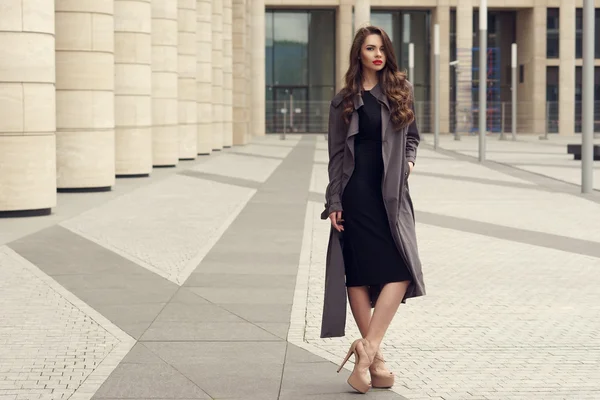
[373,60,383,65]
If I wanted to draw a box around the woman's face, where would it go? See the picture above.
[360,34,386,73]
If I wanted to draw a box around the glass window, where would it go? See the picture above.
[578,9,600,58]
[273,12,309,86]
[547,8,559,59]
[574,67,600,132]
[546,66,559,133]
[576,8,583,59]
[596,10,600,58]
[308,10,335,86]
[265,9,335,133]
[266,11,274,85]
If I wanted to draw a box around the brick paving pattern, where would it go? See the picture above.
[0,247,134,400]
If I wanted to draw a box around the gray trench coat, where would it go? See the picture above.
[320,82,425,338]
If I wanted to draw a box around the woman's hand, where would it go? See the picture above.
[408,161,414,175]
[329,211,344,232]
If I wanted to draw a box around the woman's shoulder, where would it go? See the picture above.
[330,90,346,109]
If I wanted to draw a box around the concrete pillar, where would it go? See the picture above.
[178,0,198,159]
[152,0,179,166]
[559,1,576,136]
[433,5,451,134]
[516,7,547,135]
[336,3,353,92]
[233,0,248,145]
[0,0,56,214]
[456,0,473,132]
[114,0,152,177]
[251,0,266,137]
[196,0,212,155]
[222,0,234,147]
[246,0,253,141]
[212,0,224,149]
[55,0,115,190]
[354,0,370,30]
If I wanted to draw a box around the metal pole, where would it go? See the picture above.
[434,25,440,150]
[409,43,415,84]
[582,0,594,193]
[478,0,487,162]
[511,43,517,141]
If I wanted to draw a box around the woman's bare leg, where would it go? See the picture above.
[347,286,372,337]
[364,281,410,356]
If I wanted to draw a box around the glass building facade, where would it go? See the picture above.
[265,8,431,133]
[265,10,336,133]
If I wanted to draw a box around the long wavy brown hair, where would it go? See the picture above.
[340,26,414,128]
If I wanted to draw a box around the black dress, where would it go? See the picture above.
[341,90,412,287]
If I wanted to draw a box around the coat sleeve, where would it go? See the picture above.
[405,87,420,165]
[321,102,345,220]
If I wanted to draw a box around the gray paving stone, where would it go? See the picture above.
[169,288,212,305]
[143,342,287,365]
[192,255,299,275]
[76,287,177,306]
[118,322,155,340]
[120,344,167,365]
[93,303,167,325]
[140,321,282,342]
[184,272,297,290]
[188,287,294,305]
[92,364,210,399]
[279,361,361,397]
[173,361,283,399]
[153,302,244,323]
[218,304,292,323]
[285,344,329,364]
[8,226,144,276]
[254,322,290,340]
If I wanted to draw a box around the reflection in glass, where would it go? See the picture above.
[547,8,559,59]
[273,12,309,86]
[265,9,335,133]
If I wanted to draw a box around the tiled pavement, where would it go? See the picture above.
[1,133,600,400]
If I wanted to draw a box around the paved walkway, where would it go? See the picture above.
[1,134,600,400]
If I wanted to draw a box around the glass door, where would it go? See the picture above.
[274,87,308,133]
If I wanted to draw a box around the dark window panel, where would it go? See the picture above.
[547,8,560,59]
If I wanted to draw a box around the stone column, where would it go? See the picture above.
[114,0,152,177]
[178,0,198,159]
[196,0,212,155]
[559,0,575,136]
[55,0,115,190]
[336,3,353,92]
[251,0,265,137]
[0,0,56,214]
[246,0,253,142]
[222,0,233,147]
[152,0,179,166]
[433,5,451,134]
[232,0,248,145]
[212,0,224,149]
[455,0,473,133]
[354,0,370,30]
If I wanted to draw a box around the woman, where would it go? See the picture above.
[320,26,426,394]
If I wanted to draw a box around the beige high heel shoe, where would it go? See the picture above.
[369,350,395,388]
[337,339,372,393]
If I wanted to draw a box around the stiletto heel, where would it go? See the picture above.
[337,339,372,394]
[370,350,395,388]
[337,345,355,373]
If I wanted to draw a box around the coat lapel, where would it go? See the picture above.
[347,83,391,141]
[369,83,391,140]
